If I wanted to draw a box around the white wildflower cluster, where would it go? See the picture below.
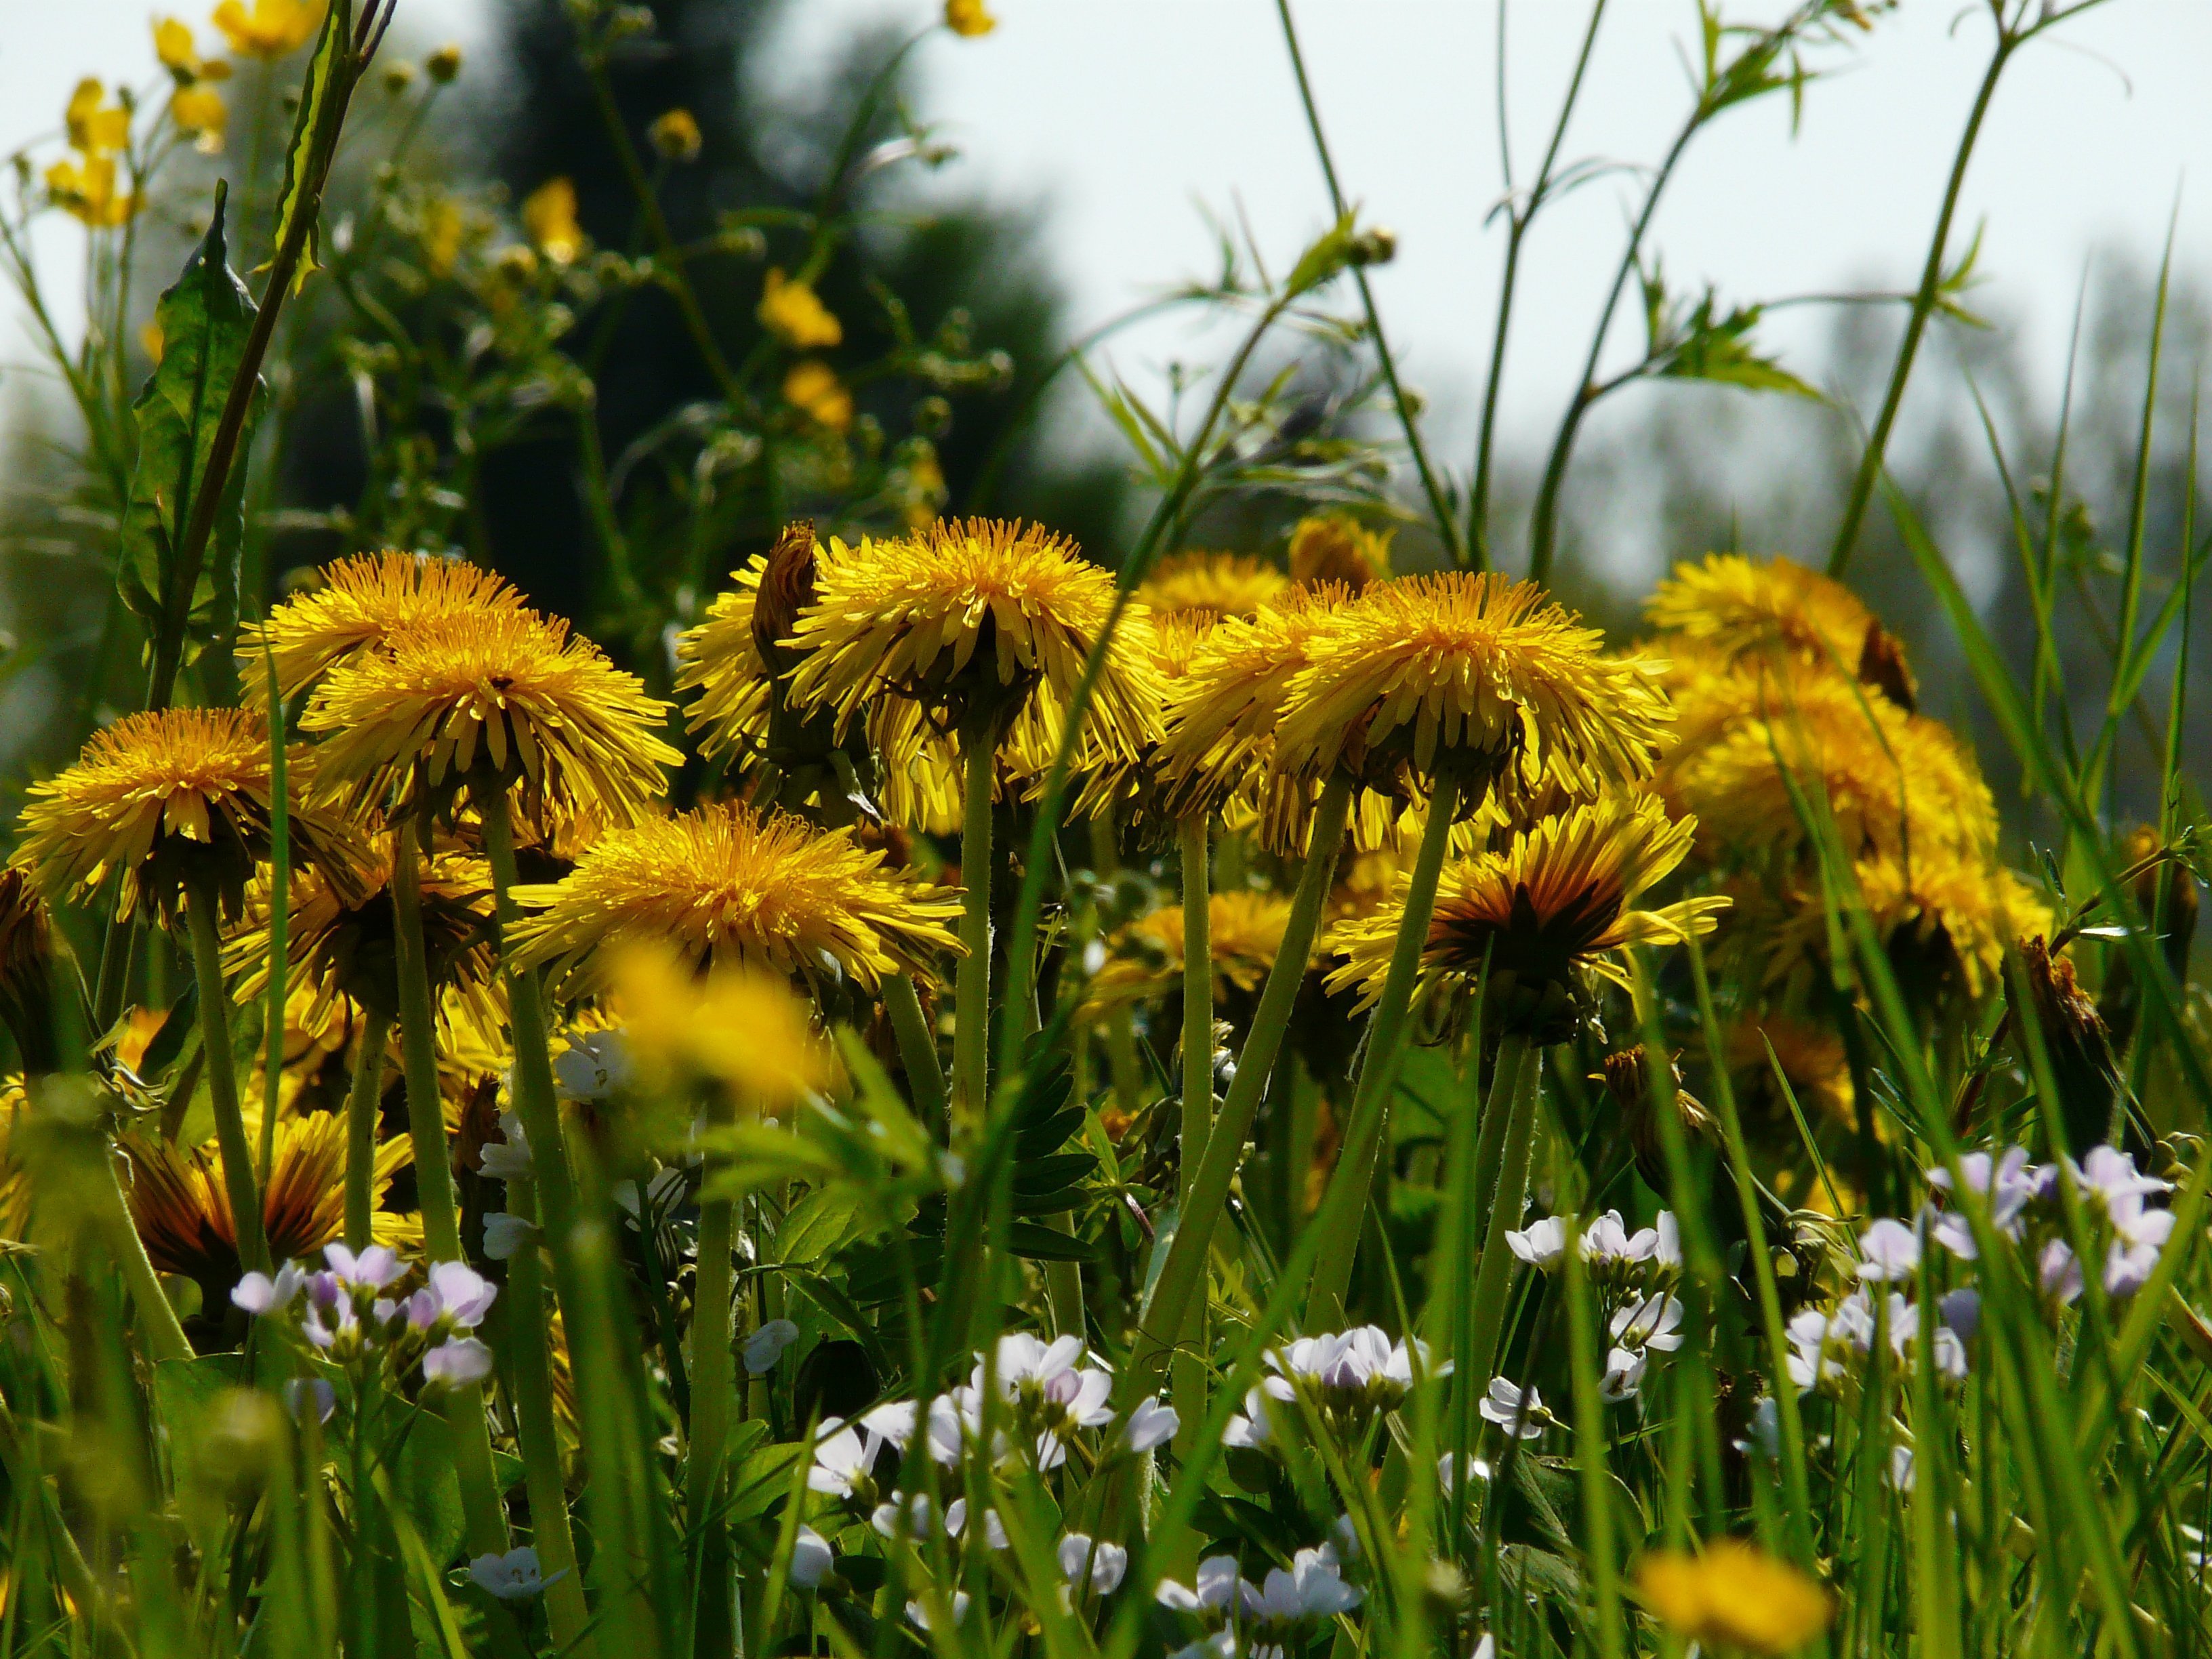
[1925,1144,2179,1302]
[1784,1284,1980,1397]
[1156,1542,1364,1659]
[232,1246,499,1405]
[1503,1208,1684,1404]
[1225,1326,1440,1451]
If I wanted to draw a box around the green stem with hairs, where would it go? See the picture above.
[1172,815,1213,1456]
[100,1142,192,1366]
[1303,770,1461,1324]
[687,1092,740,1532]
[1460,1033,1539,1389]
[882,975,947,1129]
[342,1008,392,1253]
[388,819,511,1561]
[1120,778,1352,1406]
[182,878,268,1277]
[499,1175,592,1655]
[951,713,997,1128]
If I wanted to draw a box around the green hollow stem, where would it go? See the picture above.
[500,1175,592,1655]
[687,1093,740,1531]
[1121,777,1353,1404]
[1302,771,1462,1325]
[1460,1034,1540,1390]
[388,819,510,1559]
[342,1007,392,1253]
[183,878,268,1278]
[951,714,996,1128]
[882,975,947,1129]
[98,1136,192,1365]
[1172,815,1212,1458]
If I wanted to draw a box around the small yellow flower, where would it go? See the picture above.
[1136,551,1292,623]
[1287,512,1391,592]
[1645,552,1872,672]
[299,608,678,831]
[508,802,963,1000]
[239,550,529,703]
[155,18,219,79]
[1085,890,1293,1017]
[66,79,131,155]
[211,0,327,60]
[648,107,703,163]
[1323,792,1726,1041]
[426,42,464,83]
[607,945,838,1104]
[521,176,586,266]
[1635,1540,1832,1656]
[47,155,138,228]
[171,84,228,152]
[757,267,842,350]
[945,0,998,37]
[783,360,853,432]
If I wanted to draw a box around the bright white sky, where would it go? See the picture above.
[7,0,2209,459]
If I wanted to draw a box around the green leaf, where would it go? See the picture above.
[775,1185,868,1266]
[120,191,262,671]
[268,7,345,296]
[1005,1221,1098,1263]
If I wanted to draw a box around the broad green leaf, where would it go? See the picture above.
[775,1185,868,1266]
[268,7,344,295]
[120,192,261,671]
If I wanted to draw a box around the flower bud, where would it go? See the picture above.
[649,108,703,164]
[426,43,464,83]
[1857,619,1918,712]
[753,520,819,673]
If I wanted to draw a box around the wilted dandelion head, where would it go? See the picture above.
[1136,551,1292,623]
[300,609,677,831]
[783,518,1164,769]
[240,551,528,701]
[507,802,962,1000]
[1286,512,1392,592]
[1273,573,1672,811]
[1324,792,1725,1041]
[1634,1539,1832,1657]
[1645,552,1874,670]
[13,708,365,925]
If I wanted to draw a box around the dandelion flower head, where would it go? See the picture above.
[1136,551,1292,623]
[1635,1539,1832,1657]
[241,550,529,701]
[1645,552,1873,670]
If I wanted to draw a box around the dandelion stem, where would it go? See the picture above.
[1173,814,1212,1457]
[687,1092,739,1532]
[951,712,996,1128]
[97,1134,192,1366]
[182,876,268,1277]
[1460,1033,1538,1389]
[1304,770,1462,1324]
[500,1174,593,1654]
[1122,777,1352,1406]
[883,975,947,1130]
[342,1006,392,1253]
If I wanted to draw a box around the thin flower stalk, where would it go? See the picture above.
[340,1007,391,1252]
[1460,1033,1540,1389]
[883,975,947,1128]
[499,1171,592,1652]
[687,1091,741,1532]
[1303,771,1463,1324]
[951,710,997,1127]
[1174,812,1212,1454]
[183,873,268,1277]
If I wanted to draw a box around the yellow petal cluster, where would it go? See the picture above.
[1136,551,1292,622]
[212,0,326,60]
[1635,1540,1832,1656]
[239,550,529,701]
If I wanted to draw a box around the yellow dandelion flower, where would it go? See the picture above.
[13,708,365,924]
[1275,573,1673,811]
[648,107,703,163]
[239,550,528,702]
[783,359,853,432]
[508,802,962,1000]
[1635,1540,1832,1656]
[122,1115,413,1300]
[1323,793,1726,1040]
[607,945,838,1103]
[757,267,842,350]
[1084,890,1294,1017]
[1645,552,1874,672]
[1136,551,1292,623]
[300,609,678,830]
[522,176,586,265]
[1287,512,1392,592]
[211,0,326,59]
[782,518,1165,771]
[945,0,998,36]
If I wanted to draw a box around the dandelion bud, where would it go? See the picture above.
[2019,935,2119,1154]
[752,521,819,672]
[426,43,464,83]
[649,108,703,163]
[1856,619,1918,712]
[382,62,417,95]
[0,872,60,1076]
[1600,1045,1715,1191]
[1349,225,1397,266]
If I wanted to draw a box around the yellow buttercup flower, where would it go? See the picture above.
[171,85,227,151]
[945,0,998,36]
[757,267,842,350]
[65,79,131,155]
[1136,551,1292,623]
[1635,1540,1832,1656]
[607,945,838,1103]
[1273,573,1673,812]
[522,176,586,265]
[122,1115,413,1300]
[13,708,365,925]
[508,802,962,1000]
[45,156,136,228]
[1084,890,1293,1017]
[648,107,703,163]
[1323,793,1725,1040]
[1645,552,1872,672]
[783,518,1165,773]
[783,360,853,432]
[211,0,327,60]
[300,608,678,831]
[1287,512,1391,592]
[239,549,529,702]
